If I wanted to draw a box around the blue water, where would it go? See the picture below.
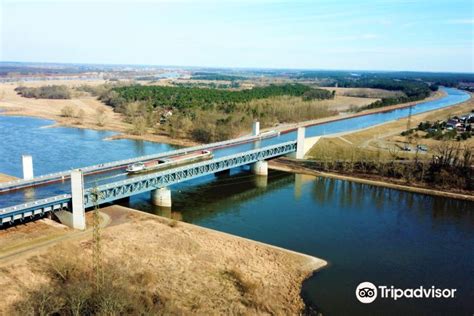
[134,172,472,316]
[0,87,469,178]
[0,117,178,177]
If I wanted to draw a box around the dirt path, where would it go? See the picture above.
[0,212,110,266]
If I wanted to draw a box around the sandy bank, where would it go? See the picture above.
[1,80,446,147]
[0,173,17,183]
[0,205,327,314]
[0,82,200,146]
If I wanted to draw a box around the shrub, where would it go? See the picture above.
[14,247,162,315]
[60,105,75,117]
[15,85,71,99]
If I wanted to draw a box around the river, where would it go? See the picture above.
[0,88,473,314]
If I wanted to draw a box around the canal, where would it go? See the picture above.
[0,88,473,314]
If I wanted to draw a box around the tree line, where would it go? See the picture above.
[100,84,335,142]
[335,78,434,111]
[306,141,473,192]
[190,72,247,81]
[101,83,333,112]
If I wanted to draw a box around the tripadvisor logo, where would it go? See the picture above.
[356,282,378,303]
[355,282,456,304]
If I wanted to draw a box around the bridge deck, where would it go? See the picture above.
[0,141,296,224]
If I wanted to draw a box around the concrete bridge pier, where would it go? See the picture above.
[56,169,86,230]
[251,160,268,176]
[295,127,305,159]
[22,155,34,180]
[289,127,322,159]
[151,187,172,207]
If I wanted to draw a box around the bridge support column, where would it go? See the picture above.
[251,160,268,176]
[295,127,305,159]
[22,155,34,180]
[70,170,86,230]
[151,187,172,207]
[252,121,260,136]
[57,170,85,230]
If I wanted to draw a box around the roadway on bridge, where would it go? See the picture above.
[0,87,469,210]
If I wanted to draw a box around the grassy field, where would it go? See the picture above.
[0,205,326,315]
[307,92,473,161]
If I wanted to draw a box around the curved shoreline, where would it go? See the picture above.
[269,159,474,202]
[1,86,449,146]
[0,204,328,314]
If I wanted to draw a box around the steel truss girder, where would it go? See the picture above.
[83,141,297,207]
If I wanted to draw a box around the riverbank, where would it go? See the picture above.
[269,158,474,201]
[0,173,17,183]
[271,89,446,133]
[0,81,200,147]
[0,205,327,314]
[0,81,446,147]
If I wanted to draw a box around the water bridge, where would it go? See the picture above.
[0,123,314,229]
[1,87,470,229]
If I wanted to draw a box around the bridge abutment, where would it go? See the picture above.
[251,160,268,176]
[151,187,172,207]
[22,155,34,180]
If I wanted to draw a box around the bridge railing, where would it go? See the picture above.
[0,194,71,219]
[0,132,281,191]
[0,140,296,220]
[83,140,297,207]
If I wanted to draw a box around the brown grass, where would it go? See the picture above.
[307,92,473,160]
[0,81,198,147]
[0,205,326,315]
[322,87,405,99]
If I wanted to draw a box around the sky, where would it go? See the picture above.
[1,0,473,72]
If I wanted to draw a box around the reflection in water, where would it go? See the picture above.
[133,140,146,157]
[123,170,293,222]
[23,187,35,200]
[123,170,474,315]
[253,175,268,188]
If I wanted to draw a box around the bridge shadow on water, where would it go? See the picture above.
[119,167,295,222]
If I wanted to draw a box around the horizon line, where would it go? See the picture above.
[1,60,473,75]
